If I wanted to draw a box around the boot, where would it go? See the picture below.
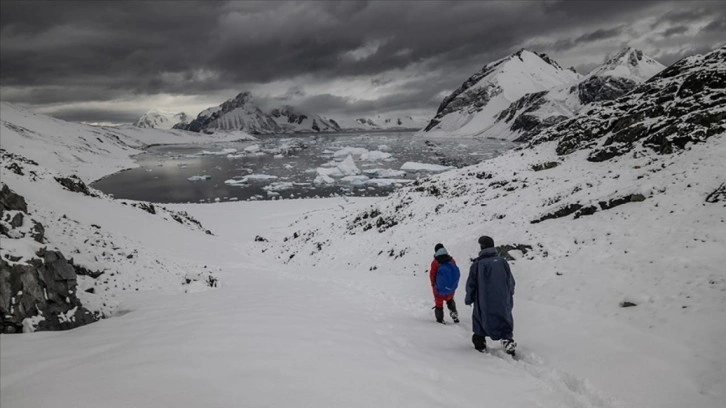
[434,307,445,324]
[501,339,517,356]
[472,334,487,352]
[446,299,459,323]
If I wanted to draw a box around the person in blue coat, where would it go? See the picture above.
[464,235,517,355]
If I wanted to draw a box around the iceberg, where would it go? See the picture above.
[187,175,211,181]
[400,162,453,172]
[360,151,392,161]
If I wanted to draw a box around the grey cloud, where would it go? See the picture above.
[703,19,725,32]
[45,107,143,124]
[662,25,689,37]
[1,0,725,123]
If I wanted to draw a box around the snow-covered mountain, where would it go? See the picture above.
[530,45,725,160]
[422,47,665,141]
[334,114,427,131]
[422,49,581,137]
[134,110,191,129]
[178,92,341,134]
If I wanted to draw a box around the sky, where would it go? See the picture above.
[1,0,724,125]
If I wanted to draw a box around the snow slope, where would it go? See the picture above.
[134,110,191,129]
[1,102,252,181]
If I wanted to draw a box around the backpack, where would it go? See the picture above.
[435,262,460,296]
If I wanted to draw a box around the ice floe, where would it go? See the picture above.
[362,168,406,178]
[400,162,453,172]
[200,148,237,156]
[360,150,392,161]
[333,147,369,158]
[187,175,211,181]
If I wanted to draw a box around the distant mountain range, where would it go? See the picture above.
[422,47,666,141]
[135,92,425,134]
[134,111,191,130]
[134,46,670,139]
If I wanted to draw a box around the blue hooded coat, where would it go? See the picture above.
[464,247,515,340]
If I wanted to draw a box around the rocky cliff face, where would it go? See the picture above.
[529,46,726,161]
[178,92,340,134]
[0,184,98,333]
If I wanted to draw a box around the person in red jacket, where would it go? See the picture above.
[430,243,460,324]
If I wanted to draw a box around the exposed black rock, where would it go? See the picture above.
[705,182,726,203]
[1,248,98,333]
[577,76,637,105]
[0,183,28,213]
[531,46,726,160]
[496,244,534,261]
[531,161,560,171]
[55,175,94,196]
[531,203,583,224]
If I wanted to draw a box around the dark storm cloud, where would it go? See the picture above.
[703,19,725,32]
[48,107,142,124]
[662,26,689,37]
[1,0,725,123]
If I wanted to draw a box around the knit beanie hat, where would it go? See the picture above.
[434,243,444,252]
[478,235,494,249]
[434,247,449,257]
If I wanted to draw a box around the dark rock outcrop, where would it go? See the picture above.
[55,175,95,196]
[1,249,98,333]
[0,184,98,333]
[1,183,28,213]
[531,46,726,160]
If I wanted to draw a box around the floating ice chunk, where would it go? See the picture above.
[284,164,294,169]
[201,148,237,155]
[263,182,294,192]
[273,154,284,159]
[224,178,247,185]
[187,175,211,181]
[244,144,261,153]
[245,174,278,181]
[366,178,413,187]
[377,144,391,151]
[363,168,406,178]
[333,146,369,157]
[360,150,392,161]
[314,174,335,184]
[317,167,343,178]
[226,154,245,159]
[336,155,360,176]
[400,162,453,172]
[340,175,370,186]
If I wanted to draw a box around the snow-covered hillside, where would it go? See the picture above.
[178,92,341,134]
[0,103,251,181]
[134,110,191,129]
[260,46,726,407]
[422,47,665,141]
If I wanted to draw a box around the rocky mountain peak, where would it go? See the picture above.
[588,47,664,81]
[134,110,191,129]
